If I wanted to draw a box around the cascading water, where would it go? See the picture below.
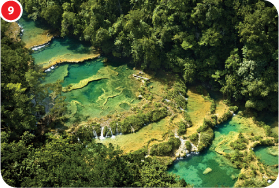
[110,127,115,138]
[99,127,105,139]
[131,126,135,133]
[93,130,98,138]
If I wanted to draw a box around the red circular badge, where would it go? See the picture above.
[1,0,23,22]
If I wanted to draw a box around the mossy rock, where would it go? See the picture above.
[203,167,212,174]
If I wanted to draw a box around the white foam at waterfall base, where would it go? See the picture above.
[44,68,51,72]
[32,43,50,51]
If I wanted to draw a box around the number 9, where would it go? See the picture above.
[8,6,14,15]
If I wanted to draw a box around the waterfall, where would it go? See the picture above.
[116,127,122,135]
[99,127,105,139]
[179,92,188,100]
[105,128,109,137]
[131,126,135,133]
[31,42,50,51]
[93,130,98,138]
[17,22,24,36]
[110,127,115,138]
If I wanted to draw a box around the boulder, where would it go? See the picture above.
[203,167,212,174]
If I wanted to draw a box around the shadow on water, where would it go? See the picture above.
[168,117,241,187]
[58,37,92,54]
[168,146,240,187]
[254,145,278,166]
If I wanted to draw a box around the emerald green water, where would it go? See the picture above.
[254,146,278,166]
[62,59,104,87]
[168,119,241,187]
[21,14,277,187]
[17,13,49,46]
[32,37,92,66]
[20,15,140,124]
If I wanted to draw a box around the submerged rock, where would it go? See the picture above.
[203,167,212,174]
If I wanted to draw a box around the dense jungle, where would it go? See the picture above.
[1,0,278,187]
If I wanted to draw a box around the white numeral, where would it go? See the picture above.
[8,6,14,15]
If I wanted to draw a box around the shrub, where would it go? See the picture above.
[218,110,232,123]
[151,107,168,122]
[210,101,216,114]
[229,106,238,112]
[178,121,186,136]
[189,133,199,145]
[260,139,274,145]
[238,173,246,180]
[110,121,118,135]
[197,121,208,133]
[154,102,161,108]
[223,99,231,106]
[76,126,94,142]
[117,107,168,135]
[184,112,193,127]
[93,124,101,136]
[211,115,217,125]
[197,144,205,151]
[230,133,248,150]
[185,141,192,151]
[199,128,214,150]
[196,85,204,94]
[150,137,181,156]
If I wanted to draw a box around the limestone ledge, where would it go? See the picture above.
[41,53,100,70]
[62,66,118,92]
[25,31,57,49]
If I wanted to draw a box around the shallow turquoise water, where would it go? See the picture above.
[32,37,92,65]
[168,119,241,187]
[19,14,140,123]
[215,117,240,135]
[62,59,104,87]
[254,146,278,166]
[168,149,240,187]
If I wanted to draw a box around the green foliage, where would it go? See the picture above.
[238,173,246,180]
[189,133,198,145]
[110,121,118,135]
[230,149,244,168]
[229,106,238,112]
[150,138,181,156]
[183,112,193,127]
[218,110,232,124]
[166,80,188,110]
[119,107,168,134]
[230,133,248,150]
[134,157,187,187]
[177,121,186,136]
[198,128,214,151]
[93,123,101,137]
[197,119,212,133]
[2,134,134,187]
[210,100,216,114]
[75,125,94,143]
[185,141,192,151]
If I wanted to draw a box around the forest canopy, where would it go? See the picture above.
[19,0,278,112]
